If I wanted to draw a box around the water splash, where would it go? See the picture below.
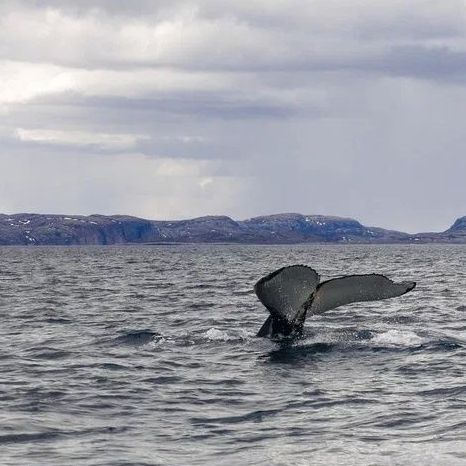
[372,329,425,347]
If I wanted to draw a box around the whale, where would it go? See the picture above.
[254,265,416,338]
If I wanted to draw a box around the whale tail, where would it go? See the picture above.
[254,266,416,338]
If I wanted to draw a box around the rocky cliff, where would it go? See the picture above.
[0,214,160,245]
[0,212,465,245]
[241,214,409,243]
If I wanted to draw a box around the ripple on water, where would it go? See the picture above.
[1,244,466,466]
[114,330,160,346]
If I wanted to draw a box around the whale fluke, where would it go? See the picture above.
[254,266,416,338]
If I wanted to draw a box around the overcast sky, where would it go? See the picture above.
[1,0,465,232]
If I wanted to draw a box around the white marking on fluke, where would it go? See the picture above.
[254,265,416,338]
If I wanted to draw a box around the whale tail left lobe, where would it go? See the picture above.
[254,265,320,338]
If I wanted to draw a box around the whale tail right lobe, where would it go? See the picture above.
[308,274,416,315]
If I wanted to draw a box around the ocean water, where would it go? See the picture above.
[1,244,466,466]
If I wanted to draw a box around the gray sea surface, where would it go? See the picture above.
[1,244,466,466]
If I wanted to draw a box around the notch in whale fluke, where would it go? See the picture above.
[254,265,416,338]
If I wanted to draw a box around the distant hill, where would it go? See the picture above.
[0,212,465,245]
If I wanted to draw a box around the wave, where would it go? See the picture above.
[113,330,161,346]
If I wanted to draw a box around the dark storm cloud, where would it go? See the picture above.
[53,94,303,119]
[2,0,466,80]
[382,45,466,80]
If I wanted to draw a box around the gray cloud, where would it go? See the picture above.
[1,0,466,232]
